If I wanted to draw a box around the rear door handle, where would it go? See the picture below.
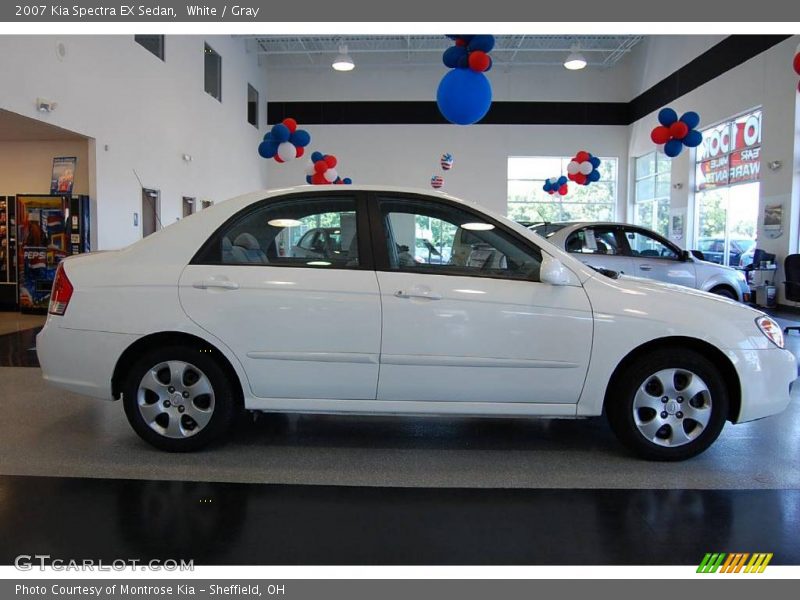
[639,265,653,271]
[395,290,443,300]
[193,280,240,290]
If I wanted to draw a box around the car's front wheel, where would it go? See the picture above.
[606,348,728,460]
[122,346,237,451]
[710,285,738,300]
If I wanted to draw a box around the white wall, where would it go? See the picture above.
[0,139,90,196]
[628,36,800,303]
[266,124,630,218]
[0,35,269,249]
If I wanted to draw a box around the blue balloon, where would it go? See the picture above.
[258,140,279,158]
[589,156,601,168]
[289,129,311,147]
[310,151,324,162]
[263,132,273,141]
[680,111,701,130]
[443,46,468,68]
[664,139,683,157]
[558,176,568,185]
[271,123,291,143]
[658,108,678,127]
[542,182,551,192]
[305,175,312,184]
[588,170,601,182]
[456,55,469,69]
[467,34,495,53]
[436,69,493,125]
[342,178,352,185]
[683,129,703,148]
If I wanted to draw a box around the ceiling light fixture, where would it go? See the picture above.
[563,45,587,71]
[332,44,355,72]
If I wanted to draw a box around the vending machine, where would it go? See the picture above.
[0,196,17,310]
[16,194,90,313]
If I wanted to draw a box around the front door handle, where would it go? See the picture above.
[395,289,443,301]
[193,280,240,290]
[639,265,653,272]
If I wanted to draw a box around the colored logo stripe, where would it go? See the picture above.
[697,553,773,573]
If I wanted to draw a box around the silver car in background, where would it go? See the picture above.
[531,222,750,302]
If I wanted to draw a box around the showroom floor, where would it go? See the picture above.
[1,310,799,564]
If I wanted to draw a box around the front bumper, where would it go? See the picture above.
[730,346,797,423]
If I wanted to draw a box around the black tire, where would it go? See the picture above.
[121,345,238,452]
[710,285,738,300]
[606,347,728,461]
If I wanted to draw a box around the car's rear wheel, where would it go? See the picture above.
[606,348,728,461]
[122,345,237,451]
[710,285,738,300]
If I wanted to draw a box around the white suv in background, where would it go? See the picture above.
[532,222,750,301]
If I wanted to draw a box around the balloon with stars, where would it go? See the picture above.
[440,153,454,170]
[567,151,601,186]
[650,108,703,158]
[258,118,312,163]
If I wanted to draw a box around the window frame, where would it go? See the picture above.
[620,226,683,261]
[247,83,259,128]
[565,225,628,257]
[191,190,374,271]
[204,42,222,102]
[633,151,671,236]
[367,192,545,283]
[134,35,165,61]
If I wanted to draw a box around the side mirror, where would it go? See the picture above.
[540,255,576,286]
[680,250,692,262]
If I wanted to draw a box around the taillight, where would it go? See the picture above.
[49,263,73,316]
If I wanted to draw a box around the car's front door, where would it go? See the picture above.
[179,192,381,400]
[622,227,696,288]
[370,193,593,405]
[564,225,635,277]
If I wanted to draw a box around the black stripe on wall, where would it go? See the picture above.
[267,35,791,126]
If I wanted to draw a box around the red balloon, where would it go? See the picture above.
[794,52,800,76]
[314,160,327,174]
[312,173,327,185]
[558,185,568,196]
[469,50,491,72]
[275,155,284,164]
[575,173,587,185]
[282,118,297,133]
[295,146,305,158]
[670,121,689,139]
[455,38,466,47]
[651,126,671,145]
[324,155,337,169]
[575,151,590,163]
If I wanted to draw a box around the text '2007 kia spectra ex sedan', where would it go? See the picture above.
[36,186,797,460]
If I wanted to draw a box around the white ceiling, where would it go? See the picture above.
[248,35,644,70]
[0,109,87,142]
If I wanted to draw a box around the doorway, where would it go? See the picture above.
[182,196,195,218]
[141,189,160,237]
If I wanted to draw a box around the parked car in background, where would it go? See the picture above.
[37,187,793,461]
[531,222,750,301]
[696,237,755,267]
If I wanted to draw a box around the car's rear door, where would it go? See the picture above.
[179,191,381,400]
[369,192,593,406]
[622,226,697,288]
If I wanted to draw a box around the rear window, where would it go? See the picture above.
[530,223,567,238]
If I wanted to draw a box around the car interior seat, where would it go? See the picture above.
[345,234,359,267]
[222,236,235,263]
[595,241,609,255]
[640,249,660,257]
[233,232,268,263]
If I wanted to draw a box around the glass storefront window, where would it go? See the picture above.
[633,151,671,237]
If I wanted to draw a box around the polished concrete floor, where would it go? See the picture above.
[0,311,799,489]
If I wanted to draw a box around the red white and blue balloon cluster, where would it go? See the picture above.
[305,152,352,185]
[650,108,702,158]
[543,175,569,196]
[567,151,602,186]
[436,35,495,125]
[258,118,312,162]
[794,44,800,92]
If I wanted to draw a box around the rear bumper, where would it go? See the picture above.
[731,346,797,423]
[36,319,138,400]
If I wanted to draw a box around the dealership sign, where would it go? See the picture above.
[695,110,762,191]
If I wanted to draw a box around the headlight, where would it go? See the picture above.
[756,315,784,349]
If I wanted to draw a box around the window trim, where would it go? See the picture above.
[204,42,222,102]
[367,191,545,283]
[134,34,165,61]
[247,83,259,128]
[190,190,374,271]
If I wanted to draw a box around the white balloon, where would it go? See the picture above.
[566,161,580,175]
[579,161,593,175]
[305,160,316,176]
[324,168,338,183]
[277,142,297,162]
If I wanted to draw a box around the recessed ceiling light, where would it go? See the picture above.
[564,45,587,71]
[462,222,495,231]
[332,45,355,72]
[268,218,303,227]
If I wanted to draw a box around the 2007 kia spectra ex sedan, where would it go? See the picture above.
[37,186,797,460]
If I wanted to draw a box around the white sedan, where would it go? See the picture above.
[37,186,796,460]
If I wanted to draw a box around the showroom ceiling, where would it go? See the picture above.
[248,35,644,70]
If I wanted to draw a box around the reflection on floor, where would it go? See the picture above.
[0,475,797,565]
[0,326,40,367]
[0,311,45,336]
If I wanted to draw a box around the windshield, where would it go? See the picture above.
[530,223,568,238]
